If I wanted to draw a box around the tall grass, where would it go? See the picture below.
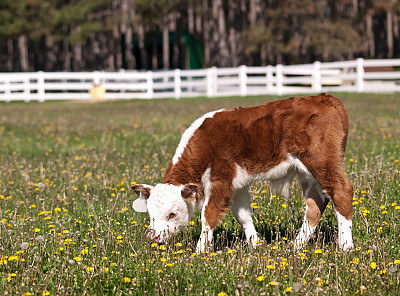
[0,94,399,295]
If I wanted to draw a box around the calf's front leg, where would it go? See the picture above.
[196,219,214,254]
[231,186,259,247]
[196,179,233,253]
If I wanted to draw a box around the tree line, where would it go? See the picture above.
[0,0,399,72]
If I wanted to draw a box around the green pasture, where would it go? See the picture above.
[0,93,399,295]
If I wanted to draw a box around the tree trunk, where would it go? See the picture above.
[45,36,57,71]
[72,27,83,71]
[125,26,136,69]
[72,42,82,71]
[121,0,136,69]
[260,44,267,66]
[195,3,202,34]
[353,0,358,17]
[211,0,219,65]
[366,10,375,58]
[162,16,170,69]
[63,37,71,71]
[107,33,115,70]
[387,10,393,57]
[152,37,159,69]
[18,34,29,71]
[394,14,399,39]
[216,0,230,66]
[90,35,100,70]
[113,25,122,69]
[138,23,148,69]
[7,38,13,71]
[188,1,194,35]
[249,0,257,26]
[172,13,181,68]
[228,0,238,67]
[202,0,210,66]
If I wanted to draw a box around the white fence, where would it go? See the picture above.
[1,58,400,102]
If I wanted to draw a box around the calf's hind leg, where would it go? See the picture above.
[331,175,354,251]
[297,159,354,251]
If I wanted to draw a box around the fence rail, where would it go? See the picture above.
[1,58,400,102]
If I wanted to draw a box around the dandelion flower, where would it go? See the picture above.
[123,277,131,283]
[257,275,265,282]
[269,281,278,286]
[370,262,377,269]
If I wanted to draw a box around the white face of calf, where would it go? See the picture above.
[132,183,199,243]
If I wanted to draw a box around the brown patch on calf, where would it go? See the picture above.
[303,184,329,228]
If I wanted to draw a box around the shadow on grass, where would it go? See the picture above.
[211,218,338,251]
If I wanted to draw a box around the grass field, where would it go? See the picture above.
[0,93,399,295]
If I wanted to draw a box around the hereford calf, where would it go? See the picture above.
[132,93,354,253]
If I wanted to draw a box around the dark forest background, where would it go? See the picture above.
[1,0,399,72]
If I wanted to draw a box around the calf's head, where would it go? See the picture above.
[132,183,200,243]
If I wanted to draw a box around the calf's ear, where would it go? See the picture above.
[131,184,153,198]
[181,184,202,200]
[131,184,153,212]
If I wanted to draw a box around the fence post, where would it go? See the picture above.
[239,65,247,97]
[266,65,273,93]
[313,61,322,92]
[356,58,364,93]
[93,71,101,85]
[23,75,30,102]
[146,71,154,99]
[37,71,45,102]
[174,69,181,99]
[276,64,283,95]
[206,67,216,97]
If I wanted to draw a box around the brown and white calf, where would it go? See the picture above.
[132,93,354,253]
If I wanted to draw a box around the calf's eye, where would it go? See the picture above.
[168,212,176,220]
